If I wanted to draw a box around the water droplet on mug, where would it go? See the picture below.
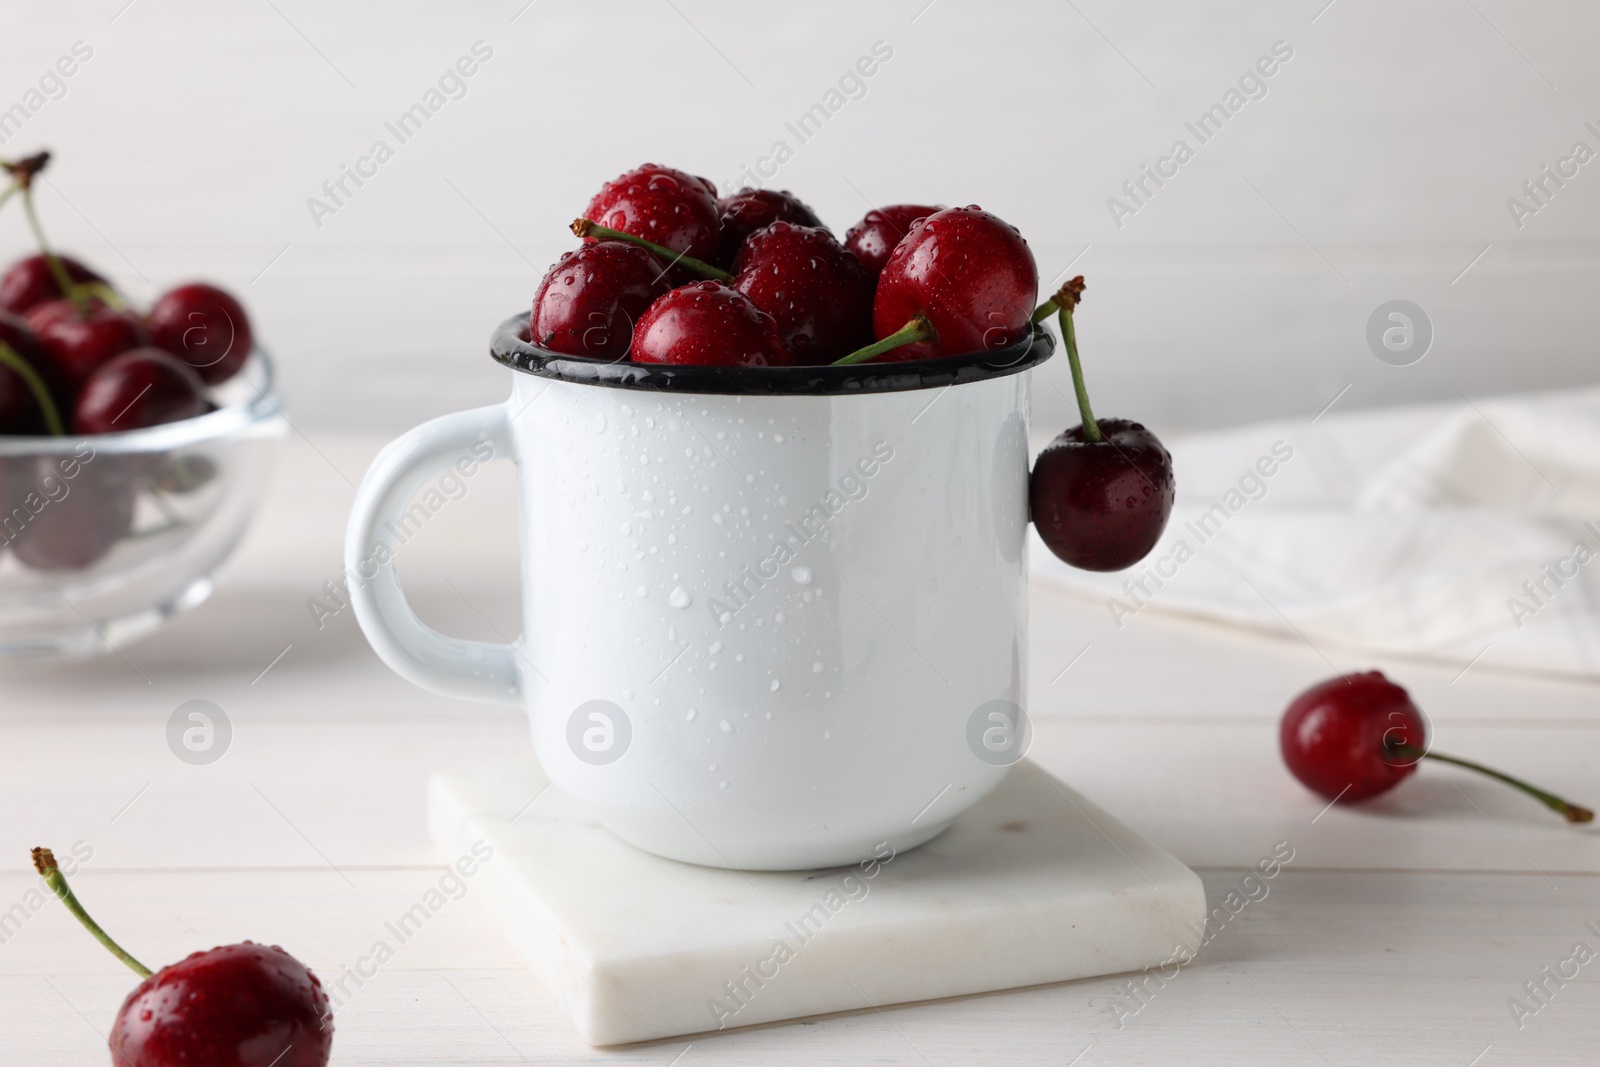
[636,586,648,598]
[620,522,632,536]
[770,679,781,691]
[686,708,697,721]
[720,719,733,733]
[791,565,812,584]
[813,661,824,673]
[709,641,722,654]
[593,413,607,434]
[669,587,691,609]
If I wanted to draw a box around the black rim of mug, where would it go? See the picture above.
[489,312,1054,396]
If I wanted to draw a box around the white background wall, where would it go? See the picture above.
[1,0,1596,435]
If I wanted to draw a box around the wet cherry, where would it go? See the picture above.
[1028,277,1174,571]
[631,281,794,367]
[0,253,104,315]
[840,206,1038,364]
[1281,671,1593,821]
[731,222,872,363]
[74,348,208,434]
[530,241,669,359]
[843,203,942,277]
[584,164,722,274]
[147,283,253,385]
[1031,419,1175,571]
[32,848,333,1067]
[25,297,148,394]
[715,187,826,266]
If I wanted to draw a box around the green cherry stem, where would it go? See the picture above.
[569,218,731,282]
[1386,745,1594,824]
[31,847,153,978]
[0,340,64,435]
[20,184,89,317]
[0,181,20,216]
[831,316,934,366]
[1054,277,1102,443]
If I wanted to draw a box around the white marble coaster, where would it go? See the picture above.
[428,761,1206,1046]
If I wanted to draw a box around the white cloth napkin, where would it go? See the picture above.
[1031,385,1600,680]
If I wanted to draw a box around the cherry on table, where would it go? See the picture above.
[631,281,794,367]
[0,253,104,315]
[530,241,669,359]
[843,203,942,277]
[1281,671,1593,822]
[74,348,208,434]
[715,187,826,266]
[839,206,1038,364]
[31,848,333,1067]
[731,222,872,364]
[584,164,722,279]
[147,283,253,385]
[25,297,148,395]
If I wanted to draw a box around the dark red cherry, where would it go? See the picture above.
[584,164,722,275]
[715,188,826,265]
[731,222,872,363]
[1030,419,1175,572]
[0,253,104,315]
[870,206,1037,361]
[631,281,794,367]
[74,348,208,434]
[0,312,60,433]
[147,283,253,385]
[530,241,669,358]
[8,453,135,570]
[1280,672,1593,821]
[844,204,943,277]
[1280,672,1426,803]
[110,941,333,1067]
[26,298,148,394]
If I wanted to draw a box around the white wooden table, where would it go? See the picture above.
[2,433,1596,1065]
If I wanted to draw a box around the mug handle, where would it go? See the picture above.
[344,403,522,706]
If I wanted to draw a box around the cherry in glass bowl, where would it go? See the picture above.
[0,348,285,658]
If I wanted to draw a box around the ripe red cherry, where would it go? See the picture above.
[111,942,333,1067]
[715,188,826,265]
[74,348,209,434]
[1281,672,1593,821]
[731,222,872,363]
[26,298,148,394]
[530,241,669,359]
[1026,276,1173,571]
[631,281,794,367]
[147,283,253,385]
[866,206,1038,362]
[1031,419,1175,571]
[844,204,942,277]
[31,848,332,1067]
[1280,672,1427,802]
[8,455,135,570]
[0,253,104,315]
[584,164,722,272]
[0,312,62,434]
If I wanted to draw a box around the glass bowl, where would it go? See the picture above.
[0,349,286,659]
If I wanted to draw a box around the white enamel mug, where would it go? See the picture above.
[346,314,1054,870]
